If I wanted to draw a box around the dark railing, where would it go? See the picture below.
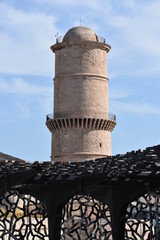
[46,112,116,121]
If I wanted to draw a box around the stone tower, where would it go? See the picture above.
[46,26,116,162]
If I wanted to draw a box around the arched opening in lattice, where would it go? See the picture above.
[0,190,49,239]
[61,194,112,240]
[125,190,160,240]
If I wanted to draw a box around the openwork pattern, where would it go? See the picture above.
[125,190,160,240]
[61,195,112,240]
[0,145,160,239]
[0,191,49,239]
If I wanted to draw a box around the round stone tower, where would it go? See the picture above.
[46,26,116,162]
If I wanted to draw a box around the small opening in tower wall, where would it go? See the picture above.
[99,143,102,147]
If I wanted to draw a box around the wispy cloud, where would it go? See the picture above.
[0,2,58,76]
[111,101,160,116]
[1,0,160,78]
[0,78,51,96]
[15,101,32,119]
[110,3,160,56]
[0,77,52,119]
[109,88,130,99]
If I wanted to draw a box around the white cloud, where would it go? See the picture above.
[0,3,58,76]
[109,88,130,99]
[99,0,160,79]
[111,101,160,116]
[34,0,110,9]
[0,77,52,119]
[15,101,31,119]
[121,0,136,9]
[108,1,160,56]
[1,0,160,78]
[0,77,51,96]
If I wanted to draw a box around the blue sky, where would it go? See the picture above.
[0,0,160,161]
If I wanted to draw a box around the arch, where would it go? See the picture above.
[125,189,160,239]
[61,194,112,239]
[0,190,49,239]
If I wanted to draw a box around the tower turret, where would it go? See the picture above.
[46,26,116,162]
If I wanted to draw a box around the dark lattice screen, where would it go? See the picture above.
[0,191,160,239]
[125,191,160,240]
[0,191,48,239]
[61,195,112,240]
